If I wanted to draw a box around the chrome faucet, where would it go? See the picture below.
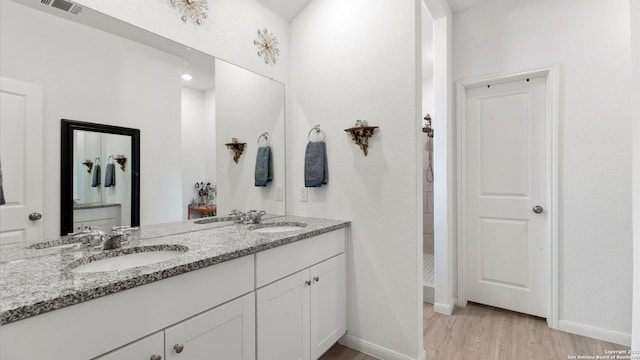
[103,226,139,250]
[68,226,138,250]
[68,227,106,248]
[229,209,266,224]
[247,210,266,224]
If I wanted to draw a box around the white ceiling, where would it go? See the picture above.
[257,0,312,21]
[447,0,518,13]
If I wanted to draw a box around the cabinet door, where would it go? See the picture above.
[257,268,310,360]
[94,332,163,360]
[310,254,346,359]
[164,293,255,360]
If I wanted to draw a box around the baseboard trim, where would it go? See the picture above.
[433,301,454,315]
[339,334,423,360]
[423,285,434,304]
[420,349,427,360]
[558,320,631,346]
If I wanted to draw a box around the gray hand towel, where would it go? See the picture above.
[104,163,115,187]
[304,141,328,187]
[255,146,273,187]
[0,160,5,205]
[91,164,101,187]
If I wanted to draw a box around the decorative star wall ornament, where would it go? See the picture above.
[170,0,208,25]
[253,28,280,65]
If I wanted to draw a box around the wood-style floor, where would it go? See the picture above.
[319,302,630,360]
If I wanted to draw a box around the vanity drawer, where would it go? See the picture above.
[255,229,345,288]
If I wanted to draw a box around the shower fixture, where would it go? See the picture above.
[422,114,434,138]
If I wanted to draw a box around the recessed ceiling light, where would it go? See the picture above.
[182,73,193,81]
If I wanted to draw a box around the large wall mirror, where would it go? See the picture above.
[1,0,286,237]
[60,120,140,235]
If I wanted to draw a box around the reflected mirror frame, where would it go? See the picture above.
[60,119,140,235]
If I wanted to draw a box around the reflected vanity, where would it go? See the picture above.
[61,120,140,235]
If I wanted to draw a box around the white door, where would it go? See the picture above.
[257,268,310,360]
[463,76,547,317]
[310,254,346,360]
[164,293,256,360]
[94,332,163,360]
[0,77,43,246]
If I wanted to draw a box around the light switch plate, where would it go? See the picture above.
[300,187,308,202]
[275,186,284,201]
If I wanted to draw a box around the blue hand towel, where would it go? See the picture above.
[91,164,101,187]
[304,141,328,187]
[104,163,116,187]
[255,146,273,187]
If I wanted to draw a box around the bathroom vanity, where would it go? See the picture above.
[73,203,122,233]
[0,216,349,360]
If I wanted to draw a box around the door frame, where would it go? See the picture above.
[455,64,560,328]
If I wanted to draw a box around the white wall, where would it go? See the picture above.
[454,0,633,343]
[101,133,132,226]
[0,0,184,236]
[289,0,424,359]
[181,87,209,220]
[631,0,640,351]
[215,59,286,216]
[204,89,217,185]
[71,0,290,84]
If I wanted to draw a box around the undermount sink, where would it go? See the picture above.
[248,222,307,233]
[70,245,188,273]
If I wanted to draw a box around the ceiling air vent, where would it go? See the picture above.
[41,0,83,15]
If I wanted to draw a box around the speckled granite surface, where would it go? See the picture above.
[0,216,349,325]
[73,203,121,210]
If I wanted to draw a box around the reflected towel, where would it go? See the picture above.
[304,141,328,187]
[255,146,273,187]
[104,163,115,187]
[0,160,5,205]
[91,164,101,187]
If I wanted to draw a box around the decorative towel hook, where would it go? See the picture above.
[225,138,247,164]
[344,121,379,156]
[114,154,127,171]
[82,159,94,174]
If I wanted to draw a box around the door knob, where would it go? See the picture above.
[150,355,162,360]
[174,344,184,353]
[532,205,544,214]
[28,212,42,221]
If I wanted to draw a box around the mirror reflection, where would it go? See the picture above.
[1,0,285,238]
[61,120,140,235]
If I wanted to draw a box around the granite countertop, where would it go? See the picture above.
[73,203,121,210]
[0,215,350,325]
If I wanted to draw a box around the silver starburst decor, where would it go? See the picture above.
[171,0,208,25]
[253,28,280,65]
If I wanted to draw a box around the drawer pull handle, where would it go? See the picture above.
[313,276,320,282]
[150,355,162,360]
[174,344,185,353]
[305,280,311,286]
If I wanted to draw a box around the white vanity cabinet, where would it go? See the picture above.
[164,293,255,360]
[95,293,255,360]
[256,230,346,360]
[73,204,121,232]
[0,227,348,360]
[94,332,164,360]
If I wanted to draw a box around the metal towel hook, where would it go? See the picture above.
[308,124,325,142]
[257,132,270,146]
